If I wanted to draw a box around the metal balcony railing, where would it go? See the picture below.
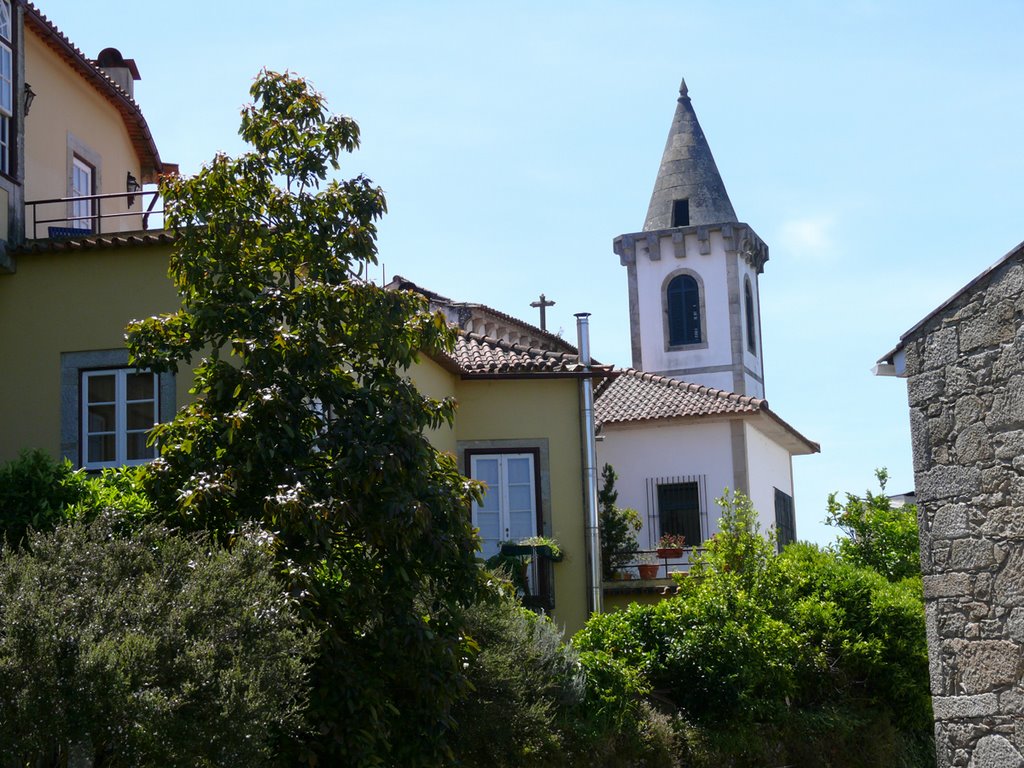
[611,547,704,582]
[26,189,163,239]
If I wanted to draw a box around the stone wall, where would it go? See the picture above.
[904,254,1024,767]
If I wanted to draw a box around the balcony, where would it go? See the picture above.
[602,547,703,602]
[26,189,163,240]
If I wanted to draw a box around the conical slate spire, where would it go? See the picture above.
[643,78,737,231]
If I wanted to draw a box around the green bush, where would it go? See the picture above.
[0,513,313,766]
[450,578,679,768]
[0,450,83,545]
[0,450,154,547]
[574,490,934,768]
[451,581,584,767]
[780,543,931,730]
[826,468,921,582]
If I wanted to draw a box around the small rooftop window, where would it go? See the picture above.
[671,199,689,227]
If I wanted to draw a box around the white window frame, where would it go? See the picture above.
[469,452,538,560]
[71,155,95,228]
[0,0,13,177]
[81,368,159,470]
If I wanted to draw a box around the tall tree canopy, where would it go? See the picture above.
[127,70,481,766]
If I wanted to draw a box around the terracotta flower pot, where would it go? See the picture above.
[638,563,660,579]
[657,547,683,559]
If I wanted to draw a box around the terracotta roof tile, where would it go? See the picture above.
[447,332,609,376]
[13,230,176,254]
[457,301,577,354]
[595,368,765,425]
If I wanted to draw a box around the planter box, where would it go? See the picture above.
[657,547,684,559]
[499,543,564,562]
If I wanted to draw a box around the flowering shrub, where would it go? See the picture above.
[657,533,686,549]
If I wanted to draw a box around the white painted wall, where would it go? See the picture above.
[744,420,796,538]
[678,369,734,393]
[636,231,732,379]
[597,418,735,549]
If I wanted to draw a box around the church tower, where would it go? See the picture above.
[614,79,768,398]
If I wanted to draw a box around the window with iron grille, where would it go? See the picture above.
[657,481,702,547]
[775,488,796,550]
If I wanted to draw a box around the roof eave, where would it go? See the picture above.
[877,238,1024,372]
[24,3,164,180]
[598,407,819,456]
[754,409,820,456]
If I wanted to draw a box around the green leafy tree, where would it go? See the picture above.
[0,514,313,766]
[451,575,677,768]
[450,579,586,767]
[826,468,921,581]
[598,464,640,579]
[127,70,481,765]
[575,490,933,768]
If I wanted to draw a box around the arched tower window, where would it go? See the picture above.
[666,273,702,346]
[744,277,756,355]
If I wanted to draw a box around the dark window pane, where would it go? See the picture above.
[667,274,702,346]
[87,375,115,403]
[127,401,156,431]
[126,372,155,401]
[775,488,796,549]
[671,198,689,227]
[658,482,701,546]
[745,280,757,354]
[88,434,116,463]
[87,404,116,433]
[126,431,155,461]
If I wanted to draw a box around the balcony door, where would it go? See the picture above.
[70,155,95,232]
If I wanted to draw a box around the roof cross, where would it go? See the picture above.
[530,293,556,331]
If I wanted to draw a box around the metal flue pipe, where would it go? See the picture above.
[576,312,603,615]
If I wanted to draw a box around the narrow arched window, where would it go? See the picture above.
[667,274,702,346]
[745,277,757,355]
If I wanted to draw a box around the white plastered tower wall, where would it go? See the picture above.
[599,77,818,552]
[616,223,768,398]
[614,78,769,399]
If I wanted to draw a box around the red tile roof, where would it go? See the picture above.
[441,332,611,377]
[13,230,176,254]
[595,369,819,454]
[595,368,763,425]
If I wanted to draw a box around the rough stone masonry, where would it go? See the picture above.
[899,249,1024,767]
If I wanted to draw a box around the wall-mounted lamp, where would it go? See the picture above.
[126,171,141,208]
[23,82,35,115]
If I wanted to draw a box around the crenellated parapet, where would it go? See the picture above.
[613,222,769,273]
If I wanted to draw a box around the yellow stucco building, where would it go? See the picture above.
[0,2,614,634]
[0,2,179,470]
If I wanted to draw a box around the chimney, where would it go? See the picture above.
[94,47,140,99]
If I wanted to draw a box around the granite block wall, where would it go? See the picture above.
[904,256,1024,767]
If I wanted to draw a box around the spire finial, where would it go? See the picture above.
[678,77,689,100]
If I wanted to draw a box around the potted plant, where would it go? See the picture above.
[656,533,686,559]
[637,552,661,580]
[499,536,564,562]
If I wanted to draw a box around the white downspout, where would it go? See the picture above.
[576,312,603,615]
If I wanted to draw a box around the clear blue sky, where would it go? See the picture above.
[41,1,1024,544]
